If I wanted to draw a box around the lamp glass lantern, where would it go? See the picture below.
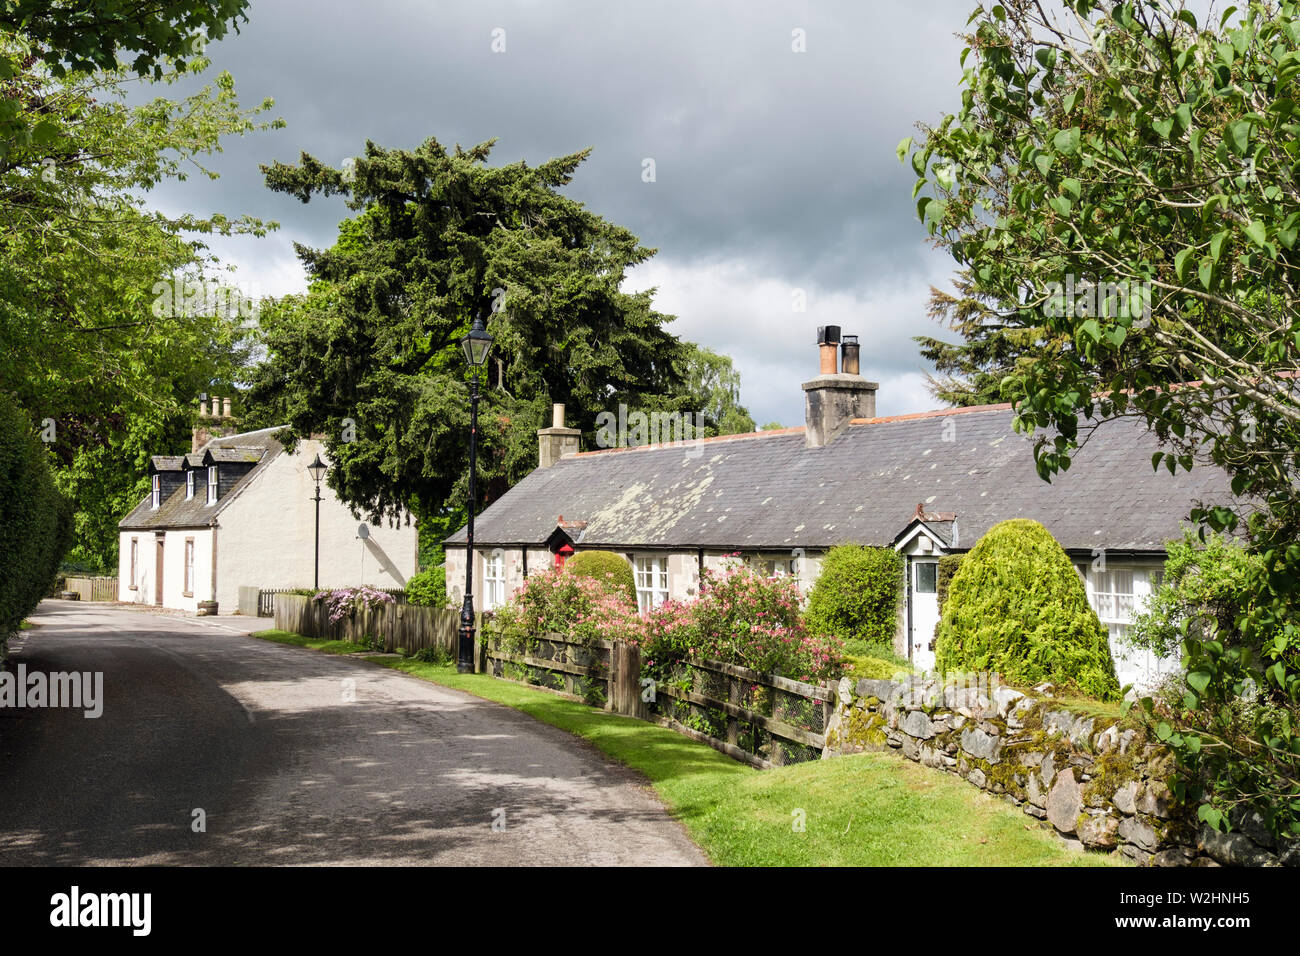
[307,453,328,485]
[460,314,494,368]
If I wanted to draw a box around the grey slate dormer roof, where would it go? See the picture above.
[120,428,286,531]
[148,455,185,473]
[445,404,1235,556]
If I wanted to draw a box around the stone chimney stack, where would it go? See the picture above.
[802,326,878,448]
[192,394,238,452]
[537,403,581,469]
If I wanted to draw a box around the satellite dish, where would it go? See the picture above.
[357,524,370,540]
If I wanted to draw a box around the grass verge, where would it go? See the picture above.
[251,628,372,655]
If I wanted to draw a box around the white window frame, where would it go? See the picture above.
[1089,567,1137,640]
[1087,564,1177,690]
[914,559,939,595]
[184,538,195,595]
[749,553,795,578]
[634,554,670,613]
[483,552,506,609]
[151,474,161,509]
[186,470,195,500]
[206,465,218,504]
[130,538,139,588]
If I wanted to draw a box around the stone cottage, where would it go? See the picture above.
[445,329,1232,688]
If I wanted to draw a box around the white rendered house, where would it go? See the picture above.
[117,422,417,613]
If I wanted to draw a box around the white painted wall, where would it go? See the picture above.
[214,439,418,611]
[160,529,214,611]
[117,531,150,604]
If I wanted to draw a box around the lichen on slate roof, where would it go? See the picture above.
[446,405,1233,554]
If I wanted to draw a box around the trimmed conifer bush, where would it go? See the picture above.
[936,553,964,613]
[0,395,73,637]
[566,550,636,606]
[934,519,1120,700]
[803,545,903,651]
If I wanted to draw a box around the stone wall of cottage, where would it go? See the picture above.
[824,675,1296,867]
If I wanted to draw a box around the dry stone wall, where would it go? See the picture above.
[823,675,1296,867]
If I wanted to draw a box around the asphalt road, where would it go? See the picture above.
[0,601,706,866]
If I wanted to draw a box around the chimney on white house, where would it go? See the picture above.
[537,403,581,468]
[192,394,238,451]
[802,326,878,448]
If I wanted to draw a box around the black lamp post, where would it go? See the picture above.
[459,311,494,673]
[307,452,328,589]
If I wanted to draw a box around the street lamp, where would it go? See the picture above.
[308,452,328,590]
[459,311,494,673]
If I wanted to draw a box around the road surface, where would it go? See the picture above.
[0,601,706,866]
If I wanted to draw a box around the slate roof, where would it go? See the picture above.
[446,404,1235,555]
[120,428,285,531]
[204,446,266,464]
[149,456,185,473]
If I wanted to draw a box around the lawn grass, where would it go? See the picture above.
[367,657,1120,867]
[838,641,913,681]
[251,628,372,655]
[1048,692,1127,723]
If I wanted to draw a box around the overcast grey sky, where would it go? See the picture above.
[151,0,977,427]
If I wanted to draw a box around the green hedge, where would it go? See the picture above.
[566,550,636,606]
[0,395,73,636]
[936,553,965,613]
[803,545,904,651]
[934,519,1120,700]
[405,566,449,609]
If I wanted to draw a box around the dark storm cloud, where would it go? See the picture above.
[144,0,977,426]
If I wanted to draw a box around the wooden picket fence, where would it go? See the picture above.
[273,593,464,656]
[256,587,406,617]
[63,576,118,602]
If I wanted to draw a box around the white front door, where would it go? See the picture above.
[911,558,939,672]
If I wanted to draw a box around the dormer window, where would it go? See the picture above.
[185,469,195,500]
[207,465,218,504]
[151,474,161,509]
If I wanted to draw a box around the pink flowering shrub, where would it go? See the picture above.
[491,563,844,683]
[635,566,844,683]
[313,585,396,624]
[491,567,639,645]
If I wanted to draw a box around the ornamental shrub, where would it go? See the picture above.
[936,553,965,613]
[0,395,73,638]
[637,565,843,683]
[566,550,636,606]
[1128,528,1264,658]
[491,567,638,646]
[405,566,449,609]
[492,562,843,683]
[935,519,1120,700]
[802,545,903,652]
[313,585,396,624]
